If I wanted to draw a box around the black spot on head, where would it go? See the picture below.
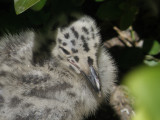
[63,42,67,46]
[71,40,76,46]
[71,48,78,53]
[83,42,90,52]
[81,35,90,52]
[88,56,94,65]
[59,47,70,55]
[58,38,62,43]
[82,27,89,34]
[74,56,79,62]
[9,96,22,108]
[81,35,85,42]
[71,27,79,39]
[64,33,70,39]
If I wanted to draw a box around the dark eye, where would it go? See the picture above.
[59,47,70,55]
[67,58,75,64]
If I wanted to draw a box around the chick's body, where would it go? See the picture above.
[0,16,116,120]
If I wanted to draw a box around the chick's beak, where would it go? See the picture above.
[81,66,101,97]
[68,59,101,97]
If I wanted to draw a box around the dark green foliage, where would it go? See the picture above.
[97,0,138,30]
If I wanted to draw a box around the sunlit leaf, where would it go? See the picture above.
[14,0,40,14]
[124,65,160,120]
[31,0,47,11]
[132,108,150,120]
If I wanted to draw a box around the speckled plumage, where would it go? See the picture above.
[0,16,116,120]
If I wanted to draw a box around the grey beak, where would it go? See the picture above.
[68,59,101,97]
[81,66,101,97]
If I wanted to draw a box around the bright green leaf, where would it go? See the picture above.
[132,108,150,120]
[124,65,160,120]
[14,0,40,14]
[149,40,160,55]
[31,0,47,11]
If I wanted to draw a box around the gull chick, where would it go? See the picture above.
[0,16,117,120]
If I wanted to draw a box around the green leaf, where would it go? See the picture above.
[31,0,47,11]
[132,108,150,120]
[14,0,40,14]
[124,65,160,120]
[149,40,160,55]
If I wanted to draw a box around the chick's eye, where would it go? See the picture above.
[67,58,75,64]
[59,47,70,55]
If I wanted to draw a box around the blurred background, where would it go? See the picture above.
[0,0,160,120]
